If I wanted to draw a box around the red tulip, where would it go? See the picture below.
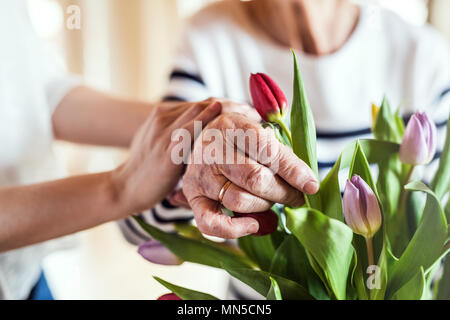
[157,293,182,300]
[234,210,279,236]
[249,73,287,122]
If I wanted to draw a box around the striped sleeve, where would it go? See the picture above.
[118,201,195,245]
[162,26,216,102]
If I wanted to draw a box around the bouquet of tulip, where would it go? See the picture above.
[134,51,450,300]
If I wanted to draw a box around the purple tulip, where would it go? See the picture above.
[343,175,382,239]
[249,73,287,122]
[138,240,182,266]
[399,111,437,165]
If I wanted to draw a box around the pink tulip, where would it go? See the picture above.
[234,210,278,236]
[157,293,182,300]
[399,111,437,165]
[138,240,182,266]
[249,73,287,122]
[343,175,382,239]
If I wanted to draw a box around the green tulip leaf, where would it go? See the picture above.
[431,115,450,200]
[267,277,283,300]
[154,277,219,300]
[319,139,399,220]
[134,217,252,269]
[347,251,367,300]
[373,97,404,143]
[290,50,318,177]
[238,234,278,272]
[349,140,378,194]
[386,182,448,297]
[262,122,291,147]
[224,266,313,300]
[269,235,329,300]
[377,155,408,220]
[319,157,344,222]
[290,50,321,209]
[391,267,426,300]
[285,207,354,300]
[446,197,450,226]
[369,98,405,230]
[436,253,450,300]
[370,242,398,300]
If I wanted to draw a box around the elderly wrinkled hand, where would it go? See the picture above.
[112,98,259,215]
[182,113,319,239]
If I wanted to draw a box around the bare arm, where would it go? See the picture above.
[51,86,154,147]
[51,86,260,148]
[0,172,124,252]
[0,100,222,252]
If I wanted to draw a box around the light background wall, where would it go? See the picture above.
[26,0,450,299]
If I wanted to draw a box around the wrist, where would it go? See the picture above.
[107,166,134,218]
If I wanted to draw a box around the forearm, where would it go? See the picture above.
[0,172,129,252]
[52,86,154,147]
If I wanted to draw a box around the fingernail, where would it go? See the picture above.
[247,222,259,234]
[304,180,319,195]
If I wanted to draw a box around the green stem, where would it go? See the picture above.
[365,236,375,267]
[398,165,416,219]
[276,119,293,147]
[405,165,416,186]
[304,196,311,208]
[274,117,311,208]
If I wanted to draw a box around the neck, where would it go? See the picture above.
[245,0,360,56]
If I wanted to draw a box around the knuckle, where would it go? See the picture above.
[182,175,195,197]
[258,136,281,166]
[224,216,240,239]
[284,189,303,205]
[196,221,209,235]
[207,114,226,129]
[205,97,217,103]
[208,214,225,236]
[245,166,269,195]
[223,190,246,212]
[190,103,205,114]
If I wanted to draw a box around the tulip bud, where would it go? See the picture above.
[234,209,278,236]
[342,175,382,239]
[399,111,437,165]
[138,240,182,266]
[249,73,288,122]
[157,293,182,300]
[371,103,380,131]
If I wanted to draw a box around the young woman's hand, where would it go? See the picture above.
[110,99,220,215]
[110,99,259,216]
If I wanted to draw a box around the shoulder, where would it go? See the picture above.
[372,5,449,60]
[370,6,449,111]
